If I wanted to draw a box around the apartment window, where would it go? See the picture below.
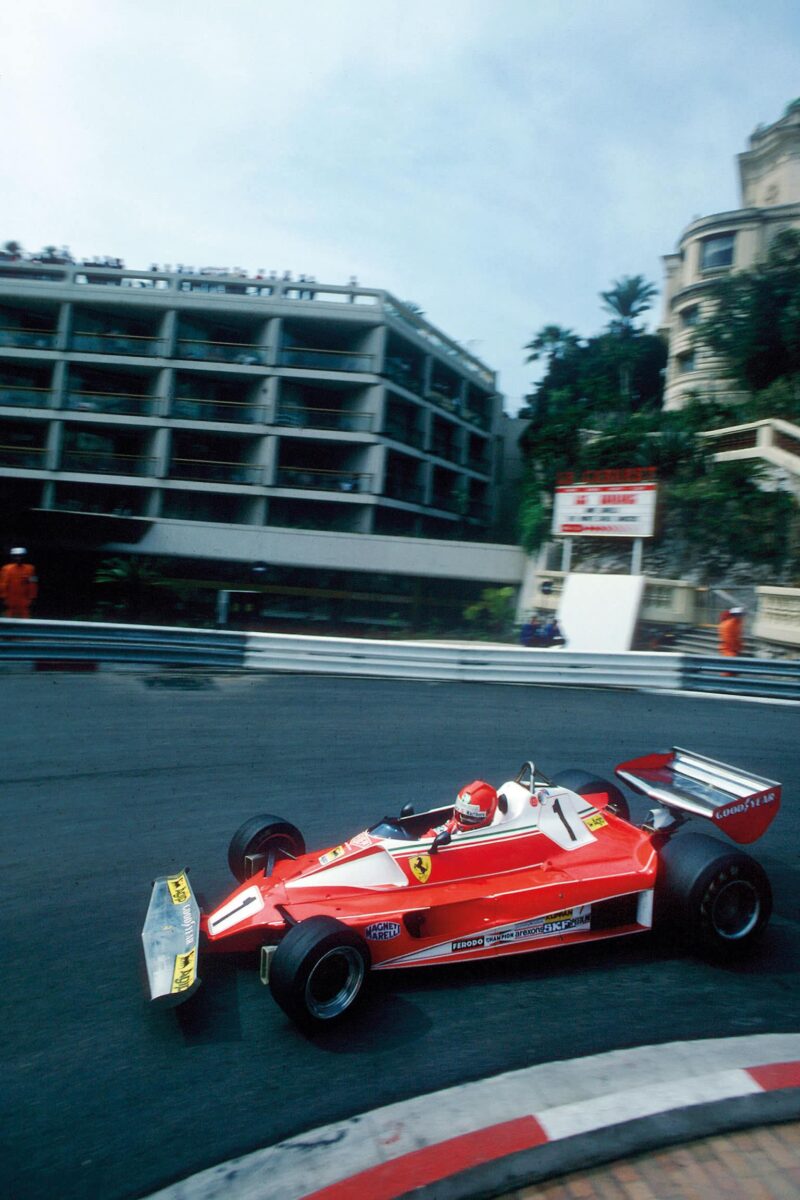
[681,305,700,327]
[700,234,734,271]
[677,351,696,374]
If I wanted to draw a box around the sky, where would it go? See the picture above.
[3,0,800,413]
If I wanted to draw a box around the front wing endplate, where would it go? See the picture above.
[141,869,201,1004]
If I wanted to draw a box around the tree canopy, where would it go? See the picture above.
[697,229,800,397]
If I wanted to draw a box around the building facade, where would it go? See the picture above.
[0,258,525,629]
[661,99,800,411]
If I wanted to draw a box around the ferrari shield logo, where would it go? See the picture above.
[409,853,432,883]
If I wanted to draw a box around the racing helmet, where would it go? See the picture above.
[453,780,498,831]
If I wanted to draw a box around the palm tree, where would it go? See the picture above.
[600,275,658,335]
[600,276,658,405]
[524,325,581,364]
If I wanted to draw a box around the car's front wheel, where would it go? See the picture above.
[227,814,305,883]
[269,916,370,1026]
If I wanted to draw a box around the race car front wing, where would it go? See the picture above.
[141,870,201,1004]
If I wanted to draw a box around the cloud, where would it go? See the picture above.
[3,0,800,407]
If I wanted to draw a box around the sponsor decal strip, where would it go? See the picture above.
[383,906,592,966]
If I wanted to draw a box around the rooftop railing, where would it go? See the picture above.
[169,458,263,485]
[275,404,373,432]
[278,347,374,373]
[275,466,372,493]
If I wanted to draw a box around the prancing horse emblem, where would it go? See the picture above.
[409,853,432,883]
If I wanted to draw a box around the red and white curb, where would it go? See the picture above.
[148,1034,800,1200]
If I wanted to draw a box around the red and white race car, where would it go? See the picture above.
[142,748,781,1027]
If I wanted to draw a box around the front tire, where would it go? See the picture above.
[269,916,370,1026]
[656,832,771,956]
[551,768,631,822]
[228,814,305,883]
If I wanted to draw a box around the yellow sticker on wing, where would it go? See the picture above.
[171,948,197,994]
[167,873,191,904]
[583,813,607,831]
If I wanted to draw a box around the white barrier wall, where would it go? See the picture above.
[557,574,645,652]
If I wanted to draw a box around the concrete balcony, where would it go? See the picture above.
[169,458,263,485]
[0,385,53,409]
[69,331,164,357]
[171,396,267,424]
[174,338,266,366]
[278,347,374,373]
[0,443,48,469]
[64,390,160,418]
[275,466,372,494]
[0,326,57,350]
[59,449,157,476]
[275,404,374,432]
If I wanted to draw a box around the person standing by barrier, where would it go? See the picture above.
[718,606,744,658]
[0,547,38,618]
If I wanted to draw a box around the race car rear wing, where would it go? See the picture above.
[615,747,781,844]
[141,869,201,1004]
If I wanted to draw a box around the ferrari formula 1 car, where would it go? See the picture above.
[142,748,781,1028]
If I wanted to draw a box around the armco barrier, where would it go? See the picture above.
[681,654,800,700]
[0,619,247,669]
[2,619,799,698]
[244,631,684,689]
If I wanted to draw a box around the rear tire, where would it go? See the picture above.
[227,814,305,883]
[656,832,771,956]
[551,768,631,822]
[269,916,370,1027]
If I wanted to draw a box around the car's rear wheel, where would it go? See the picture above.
[551,768,631,822]
[227,814,305,883]
[656,832,771,956]
[269,916,370,1026]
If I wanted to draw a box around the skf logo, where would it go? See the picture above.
[167,873,190,905]
[409,853,432,884]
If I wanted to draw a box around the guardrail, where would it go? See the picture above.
[1,620,799,698]
[681,655,800,700]
[0,620,247,668]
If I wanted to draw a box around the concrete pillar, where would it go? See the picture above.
[45,420,64,471]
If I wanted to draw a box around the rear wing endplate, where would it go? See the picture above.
[615,747,781,844]
[141,869,201,1004]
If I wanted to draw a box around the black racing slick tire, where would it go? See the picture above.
[227,814,305,883]
[551,768,631,823]
[269,916,370,1027]
[656,832,772,957]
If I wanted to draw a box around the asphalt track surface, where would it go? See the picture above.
[1,671,798,1200]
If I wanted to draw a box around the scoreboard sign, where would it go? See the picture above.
[552,482,657,538]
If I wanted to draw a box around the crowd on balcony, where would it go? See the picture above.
[0,241,350,291]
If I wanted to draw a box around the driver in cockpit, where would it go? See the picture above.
[445,780,498,835]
